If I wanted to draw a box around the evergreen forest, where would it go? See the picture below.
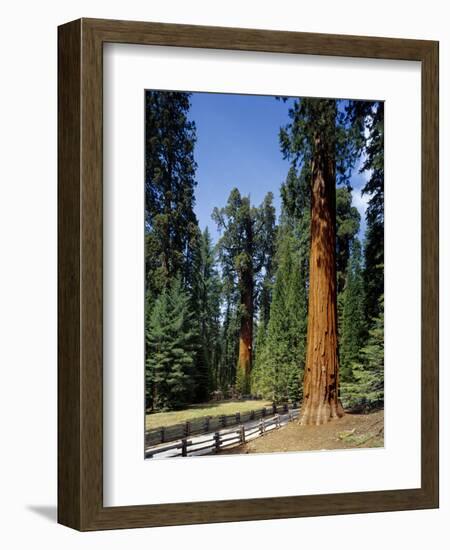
[144,91,384,423]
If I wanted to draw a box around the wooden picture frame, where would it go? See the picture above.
[58,18,439,531]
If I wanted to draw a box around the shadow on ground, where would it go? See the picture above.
[27,505,57,523]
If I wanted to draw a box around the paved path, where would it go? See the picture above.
[146,408,300,459]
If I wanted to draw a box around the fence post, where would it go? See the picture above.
[160,427,165,443]
[250,410,255,420]
[276,414,280,428]
[181,438,187,457]
[240,425,246,444]
[185,421,191,437]
[221,414,226,428]
[288,410,292,422]
[214,432,221,452]
[235,412,241,425]
[259,419,265,435]
[262,407,266,418]
[272,403,277,414]
[205,416,210,432]
[284,403,288,413]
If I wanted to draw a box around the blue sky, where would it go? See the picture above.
[189,92,368,242]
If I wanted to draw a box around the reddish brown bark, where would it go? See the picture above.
[237,212,254,395]
[299,135,344,425]
[237,273,253,394]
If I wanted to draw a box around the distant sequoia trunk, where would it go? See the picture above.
[237,269,253,395]
[237,211,254,396]
[299,133,344,425]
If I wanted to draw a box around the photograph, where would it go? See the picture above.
[144,90,384,459]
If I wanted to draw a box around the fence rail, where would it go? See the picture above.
[145,407,299,459]
[145,402,298,447]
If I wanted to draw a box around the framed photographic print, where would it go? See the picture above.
[58,18,439,530]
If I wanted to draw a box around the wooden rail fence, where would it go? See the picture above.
[146,407,300,458]
[145,402,298,448]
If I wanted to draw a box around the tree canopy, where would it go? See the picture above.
[144,92,384,417]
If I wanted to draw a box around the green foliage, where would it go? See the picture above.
[192,228,222,400]
[213,188,276,387]
[252,225,307,402]
[144,90,198,298]
[217,294,240,391]
[235,364,251,396]
[145,91,200,407]
[280,97,384,403]
[144,92,384,420]
[257,193,278,328]
[146,278,198,411]
[341,297,384,411]
[340,239,365,381]
[279,97,358,187]
[336,187,361,292]
[346,101,384,321]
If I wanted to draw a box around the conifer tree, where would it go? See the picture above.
[340,239,365,381]
[252,226,307,402]
[341,296,384,411]
[218,290,240,392]
[279,98,371,424]
[213,189,276,394]
[336,186,361,292]
[193,228,222,400]
[146,278,198,410]
[145,90,199,300]
[281,98,345,424]
[257,193,278,329]
[346,101,384,321]
[144,91,202,408]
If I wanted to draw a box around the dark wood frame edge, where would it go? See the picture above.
[58,18,439,531]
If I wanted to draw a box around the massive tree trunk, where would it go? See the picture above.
[237,269,253,394]
[299,133,344,425]
[237,211,254,395]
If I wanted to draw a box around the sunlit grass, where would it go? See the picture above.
[146,399,272,430]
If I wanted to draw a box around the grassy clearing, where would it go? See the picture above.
[146,399,272,430]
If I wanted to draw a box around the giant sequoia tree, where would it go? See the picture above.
[280,98,354,425]
[213,189,276,394]
[144,90,384,420]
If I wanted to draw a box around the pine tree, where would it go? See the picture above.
[217,289,240,392]
[252,226,307,402]
[193,228,222,400]
[146,278,198,410]
[256,192,278,329]
[341,296,384,411]
[346,101,384,321]
[145,90,199,299]
[145,91,202,408]
[340,239,365,382]
[336,186,361,292]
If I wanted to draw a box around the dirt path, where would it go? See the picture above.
[220,409,384,454]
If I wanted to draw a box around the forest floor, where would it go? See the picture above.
[146,399,272,430]
[219,409,384,454]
